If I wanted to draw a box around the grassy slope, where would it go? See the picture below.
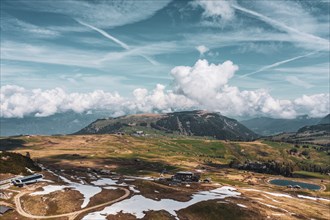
[177,200,264,220]
[1,135,329,177]
[0,151,41,175]
[293,171,330,180]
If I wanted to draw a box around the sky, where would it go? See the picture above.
[0,0,329,119]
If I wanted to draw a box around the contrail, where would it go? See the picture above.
[76,19,157,65]
[231,4,329,48]
[76,20,130,50]
[231,3,326,78]
[240,51,318,78]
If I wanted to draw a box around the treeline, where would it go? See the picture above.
[229,159,330,177]
[266,138,330,147]
[297,162,330,174]
[229,160,294,177]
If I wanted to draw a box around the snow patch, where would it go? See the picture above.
[104,186,118,190]
[31,185,69,196]
[237,203,247,208]
[129,186,140,193]
[297,195,330,202]
[243,189,292,198]
[82,186,240,220]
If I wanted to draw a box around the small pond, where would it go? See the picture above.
[269,179,321,190]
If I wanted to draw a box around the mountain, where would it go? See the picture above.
[0,111,111,136]
[318,114,330,125]
[240,115,322,136]
[267,119,330,146]
[76,110,258,141]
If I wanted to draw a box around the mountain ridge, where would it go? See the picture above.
[75,110,258,141]
[240,115,323,136]
[266,114,330,146]
[318,114,330,125]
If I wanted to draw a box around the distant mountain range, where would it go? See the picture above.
[0,111,111,136]
[76,110,258,141]
[2,111,328,141]
[318,114,330,125]
[266,114,330,146]
[240,115,324,136]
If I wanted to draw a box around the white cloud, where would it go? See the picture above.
[0,84,194,118]
[131,85,196,113]
[1,40,180,70]
[0,85,125,118]
[193,0,235,22]
[247,1,323,36]
[0,13,60,38]
[231,3,329,51]
[196,45,209,56]
[170,59,298,118]
[171,59,237,102]
[1,59,329,119]
[294,94,330,118]
[193,0,329,51]
[285,76,313,89]
[1,41,101,68]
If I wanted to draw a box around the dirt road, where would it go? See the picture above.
[14,187,130,220]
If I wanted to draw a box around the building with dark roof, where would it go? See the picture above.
[172,171,200,182]
[0,205,13,216]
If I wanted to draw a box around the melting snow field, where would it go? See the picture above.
[54,173,102,208]
[30,185,69,196]
[31,171,102,208]
[91,178,120,186]
[82,186,240,220]
[31,172,146,210]
[91,178,128,186]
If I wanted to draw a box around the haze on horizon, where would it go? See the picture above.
[1,0,329,119]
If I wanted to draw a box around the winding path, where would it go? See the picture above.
[14,187,130,220]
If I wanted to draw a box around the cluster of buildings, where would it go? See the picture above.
[171,171,200,182]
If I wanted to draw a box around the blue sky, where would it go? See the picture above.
[0,0,329,118]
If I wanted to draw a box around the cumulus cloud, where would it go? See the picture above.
[170,59,299,118]
[1,59,329,119]
[294,94,330,118]
[171,59,237,102]
[196,45,209,56]
[0,84,195,118]
[0,85,124,118]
